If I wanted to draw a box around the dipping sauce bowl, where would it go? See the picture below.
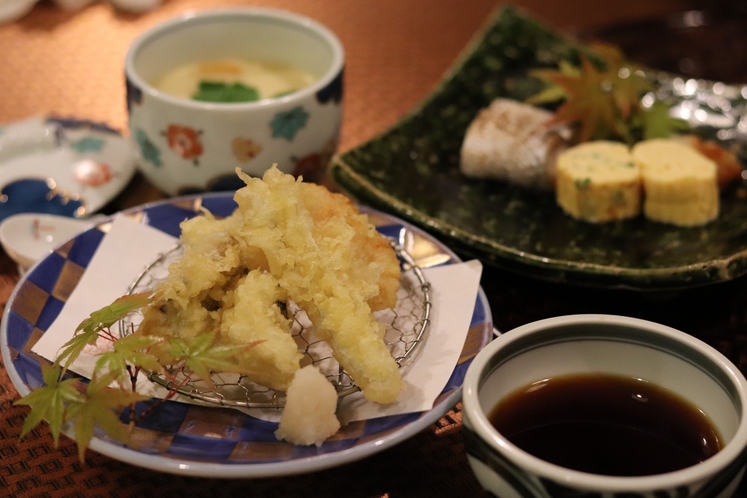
[462,314,747,498]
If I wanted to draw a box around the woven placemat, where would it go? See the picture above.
[3,0,737,496]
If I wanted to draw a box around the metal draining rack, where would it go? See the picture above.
[119,240,431,409]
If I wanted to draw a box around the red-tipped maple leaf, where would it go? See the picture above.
[531,56,622,142]
[525,42,687,143]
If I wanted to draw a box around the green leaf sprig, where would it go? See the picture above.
[14,291,261,460]
[527,43,689,144]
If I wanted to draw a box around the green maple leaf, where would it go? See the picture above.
[94,333,164,387]
[76,292,153,335]
[15,364,85,446]
[65,371,148,461]
[527,43,680,144]
[168,333,262,388]
[639,101,690,140]
[55,327,101,373]
[591,44,653,119]
[608,68,653,119]
[57,293,153,372]
[525,59,579,104]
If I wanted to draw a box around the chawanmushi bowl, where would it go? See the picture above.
[125,7,344,195]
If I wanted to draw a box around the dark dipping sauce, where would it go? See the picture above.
[489,373,723,476]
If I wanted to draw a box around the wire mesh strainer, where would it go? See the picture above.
[119,240,431,409]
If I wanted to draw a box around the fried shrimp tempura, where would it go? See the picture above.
[232,167,403,403]
[220,270,301,391]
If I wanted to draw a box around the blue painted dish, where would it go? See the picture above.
[0,192,493,478]
[0,116,137,221]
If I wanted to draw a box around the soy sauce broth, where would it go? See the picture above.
[488,373,723,476]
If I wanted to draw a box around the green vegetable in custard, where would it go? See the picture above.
[192,81,260,103]
[575,178,591,190]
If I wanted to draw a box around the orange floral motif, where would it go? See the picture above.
[232,137,262,162]
[292,136,339,183]
[292,152,323,182]
[73,159,113,187]
[165,125,203,162]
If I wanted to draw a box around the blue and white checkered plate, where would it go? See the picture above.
[0,192,493,478]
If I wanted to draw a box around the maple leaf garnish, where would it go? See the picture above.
[65,371,148,461]
[56,292,153,373]
[76,292,153,336]
[527,44,684,144]
[590,43,653,119]
[15,364,84,446]
[94,333,164,388]
[55,326,101,373]
[167,333,262,388]
[638,100,691,140]
[531,56,621,142]
[17,290,262,461]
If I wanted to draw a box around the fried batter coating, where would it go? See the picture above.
[232,167,403,403]
[220,270,301,391]
[138,211,301,389]
[137,166,401,403]
[301,183,400,312]
[139,211,243,342]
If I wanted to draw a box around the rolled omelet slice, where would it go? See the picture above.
[632,139,719,227]
[555,141,641,223]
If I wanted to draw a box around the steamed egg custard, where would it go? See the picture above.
[152,57,317,103]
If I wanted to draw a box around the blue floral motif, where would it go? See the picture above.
[270,106,309,141]
[316,69,344,105]
[69,137,105,153]
[47,117,118,135]
[126,77,143,114]
[135,129,162,167]
[0,179,83,222]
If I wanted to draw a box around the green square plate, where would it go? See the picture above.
[330,6,747,290]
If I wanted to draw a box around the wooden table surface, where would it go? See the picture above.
[5,0,747,496]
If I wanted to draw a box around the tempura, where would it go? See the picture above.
[232,167,403,403]
[138,165,403,405]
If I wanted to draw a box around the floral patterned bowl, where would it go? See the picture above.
[125,8,344,195]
